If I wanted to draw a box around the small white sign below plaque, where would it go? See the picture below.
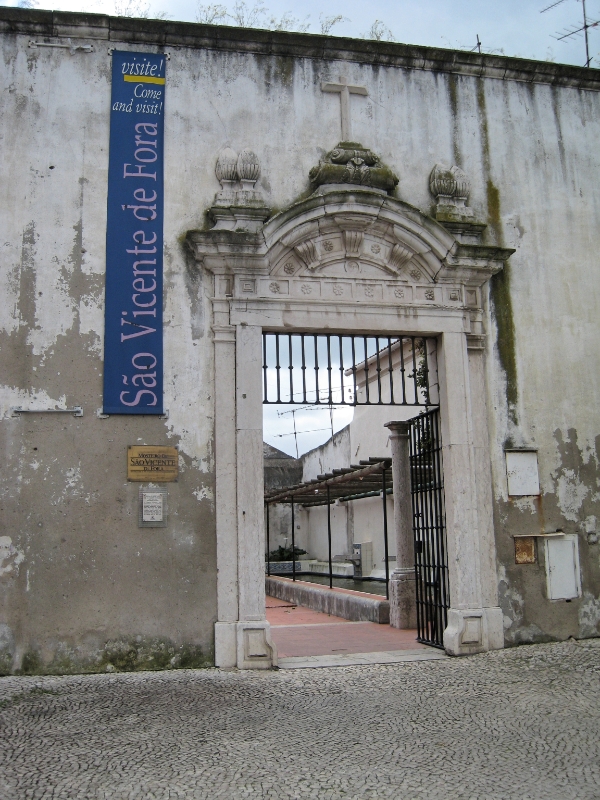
[143,493,164,522]
[138,487,167,528]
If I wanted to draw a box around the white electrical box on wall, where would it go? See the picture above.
[505,450,540,496]
[544,534,581,600]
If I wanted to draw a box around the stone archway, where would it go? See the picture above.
[187,151,513,669]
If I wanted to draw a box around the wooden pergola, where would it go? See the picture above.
[264,457,393,594]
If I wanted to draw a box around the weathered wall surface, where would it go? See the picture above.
[0,9,599,670]
[0,18,217,673]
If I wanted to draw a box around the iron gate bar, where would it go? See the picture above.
[291,498,296,582]
[410,409,449,649]
[386,337,395,404]
[327,484,333,589]
[262,333,435,406]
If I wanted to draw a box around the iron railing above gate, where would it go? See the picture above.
[262,333,437,406]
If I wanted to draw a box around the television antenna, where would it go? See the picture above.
[542,0,600,67]
[276,402,339,458]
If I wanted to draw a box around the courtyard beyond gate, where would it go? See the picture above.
[266,594,446,668]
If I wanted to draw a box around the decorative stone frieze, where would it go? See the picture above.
[188,184,514,307]
[309,142,399,193]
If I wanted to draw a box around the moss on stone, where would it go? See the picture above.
[9,638,213,676]
[476,80,518,421]
[487,176,518,420]
[273,54,295,87]
[98,638,212,673]
[20,650,42,675]
[447,74,461,167]
[0,645,13,677]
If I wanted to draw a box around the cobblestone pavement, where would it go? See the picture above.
[0,640,599,799]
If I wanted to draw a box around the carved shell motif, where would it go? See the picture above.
[237,149,261,182]
[429,164,471,200]
[215,148,238,183]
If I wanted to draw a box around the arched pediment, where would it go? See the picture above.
[263,187,456,285]
[186,183,513,310]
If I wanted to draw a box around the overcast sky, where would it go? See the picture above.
[3,0,600,67]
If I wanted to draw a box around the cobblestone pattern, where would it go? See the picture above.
[0,640,599,799]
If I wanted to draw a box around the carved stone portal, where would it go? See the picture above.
[186,146,515,668]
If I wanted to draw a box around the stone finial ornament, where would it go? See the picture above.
[429,163,471,199]
[309,142,398,194]
[429,163,475,223]
[236,149,263,203]
[237,149,260,185]
[210,147,270,231]
[214,147,238,204]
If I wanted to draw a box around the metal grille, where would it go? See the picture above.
[409,408,449,649]
[262,333,436,406]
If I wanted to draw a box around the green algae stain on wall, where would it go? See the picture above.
[447,73,462,168]
[489,176,518,423]
[490,262,518,423]
[477,79,518,423]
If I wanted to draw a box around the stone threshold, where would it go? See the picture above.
[278,648,448,669]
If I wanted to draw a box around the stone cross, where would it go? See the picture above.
[321,76,368,142]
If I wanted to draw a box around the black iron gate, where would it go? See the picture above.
[409,408,449,648]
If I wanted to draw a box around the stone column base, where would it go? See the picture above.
[443,607,504,656]
[389,573,417,629]
[215,621,278,669]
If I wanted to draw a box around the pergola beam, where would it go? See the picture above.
[264,458,393,506]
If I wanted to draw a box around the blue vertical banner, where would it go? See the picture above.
[103,51,166,415]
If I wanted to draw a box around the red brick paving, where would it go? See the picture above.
[266,594,426,658]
